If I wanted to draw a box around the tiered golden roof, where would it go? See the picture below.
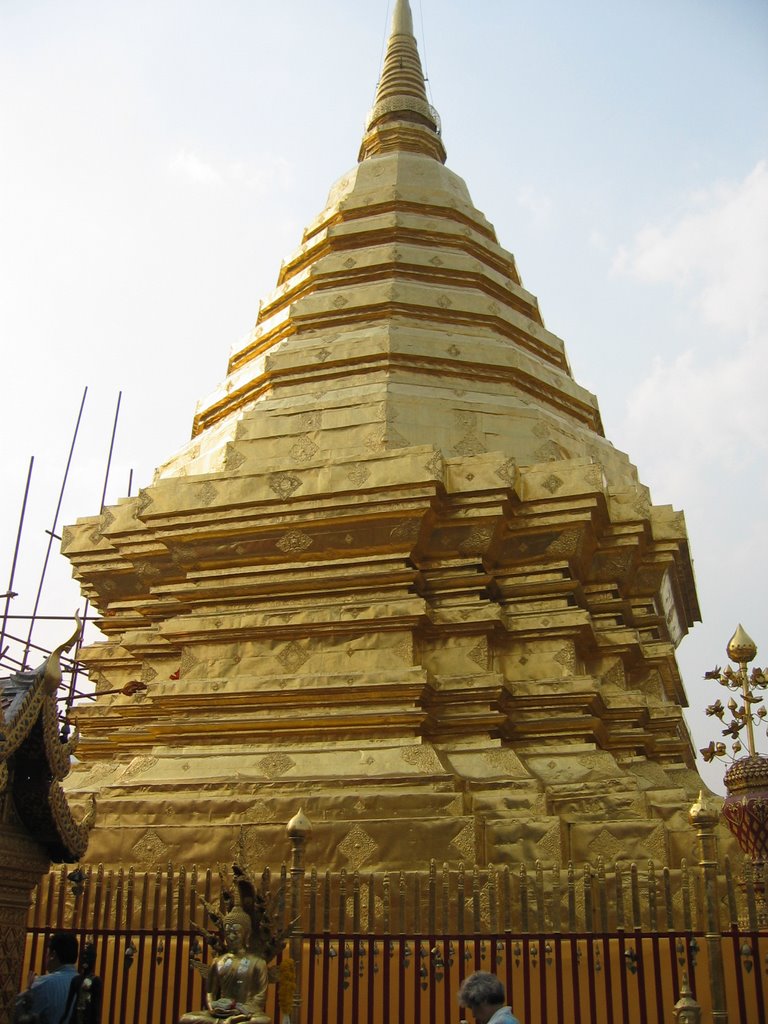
[1,617,91,863]
[63,1,705,872]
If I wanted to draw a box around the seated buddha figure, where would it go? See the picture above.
[179,906,270,1024]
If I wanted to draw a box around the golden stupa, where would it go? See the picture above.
[63,0,705,873]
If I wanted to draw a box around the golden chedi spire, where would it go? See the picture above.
[359,0,446,163]
[62,3,705,875]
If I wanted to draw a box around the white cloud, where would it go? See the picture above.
[516,184,554,225]
[168,149,224,186]
[588,228,609,252]
[612,164,768,775]
[611,160,768,516]
[616,162,767,423]
[614,160,768,335]
[167,150,296,193]
[623,337,767,491]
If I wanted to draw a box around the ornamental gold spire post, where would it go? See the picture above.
[285,809,312,1024]
[701,624,768,924]
[358,0,446,163]
[689,792,727,1024]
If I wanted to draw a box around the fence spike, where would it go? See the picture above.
[520,863,529,934]
[383,872,391,935]
[630,863,641,930]
[567,861,576,933]
[457,864,465,935]
[502,865,512,933]
[681,859,692,933]
[723,857,738,928]
[745,860,758,931]
[338,868,347,933]
[428,860,437,934]
[663,866,673,932]
[414,873,422,934]
[367,873,375,934]
[308,866,318,934]
[442,863,450,934]
[489,864,499,934]
[398,871,406,934]
[551,863,562,934]
[614,862,625,932]
[472,865,482,934]
[584,862,593,934]
[352,870,361,933]
[597,857,608,934]
[648,860,657,932]
[535,860,545,932]
[323,869,331,933]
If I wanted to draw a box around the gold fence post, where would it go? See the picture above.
[689,791,728,1024]
[286,809,312,1024]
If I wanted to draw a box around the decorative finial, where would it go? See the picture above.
[673,973,701,1022]
[681,973,693,994]
[727,623,757,664]
[702,624,768,765]
[689,789,719,825]
[286,808,312,838]
[358,0,446,163]
[41,611,82,694]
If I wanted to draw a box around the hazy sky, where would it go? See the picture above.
[1,0,766,794]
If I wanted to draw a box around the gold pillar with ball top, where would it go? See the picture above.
[284,809,312,1024]
[689,791,727,1024]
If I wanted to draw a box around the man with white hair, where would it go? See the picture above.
[458,971,522,1024]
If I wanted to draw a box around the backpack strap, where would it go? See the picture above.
[58,975,82,1024]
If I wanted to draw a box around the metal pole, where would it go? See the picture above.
[689,792,728,1024]
[0,455,34,660]
[67,391,122,708]
[22,386,87,668]
[98,391,121,514]
[738,657,758,756]
[286,809,312,1024]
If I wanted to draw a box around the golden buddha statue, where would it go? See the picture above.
[179,906,270,1024]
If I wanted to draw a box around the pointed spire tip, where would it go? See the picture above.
[391,0,414,36]
[358,0,446,164]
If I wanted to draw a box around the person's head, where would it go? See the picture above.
[46,932,79,969]
[458,971,506,1024]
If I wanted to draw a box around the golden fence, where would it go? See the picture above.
[22,858,768,1023]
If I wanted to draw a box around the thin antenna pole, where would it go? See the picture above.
[418,0,432,99]
[98,391,121,514]
[67,390,123,708]
[22,386,87,669]
[0,455,34,661]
